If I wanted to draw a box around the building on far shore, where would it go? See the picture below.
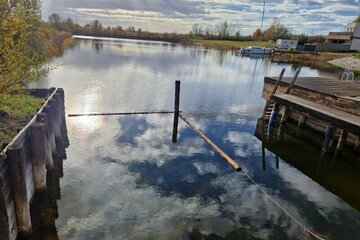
[326,22,360,51]
[276,39,298,49]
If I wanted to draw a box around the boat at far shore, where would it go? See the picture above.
[236,46,272,56]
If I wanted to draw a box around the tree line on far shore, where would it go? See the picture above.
[47,13,329,45]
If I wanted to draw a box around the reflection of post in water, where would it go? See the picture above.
[261,120,266,171]
[172,80,181,143]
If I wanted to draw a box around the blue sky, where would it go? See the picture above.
[42,0,360,35]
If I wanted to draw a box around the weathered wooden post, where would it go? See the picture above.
[0,154,13,240]
[29,123,47,191]
[48,99,61,139]
[355,136,360,152]
[298,114,307,128]
[36,113,55,169]
[172,80,181,143]
[322,124,336,153]
[43,106,57,154]
[280,106,291,125]
[56,88,69,147]
[336,129,348,152]
[7,145,32,235]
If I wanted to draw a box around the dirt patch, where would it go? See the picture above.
[328,57,360,70]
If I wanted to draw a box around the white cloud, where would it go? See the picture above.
[42,0,360,34]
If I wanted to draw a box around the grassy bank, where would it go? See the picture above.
[0,29,73,148]
[0,94,45,146]
[191,39,272,50]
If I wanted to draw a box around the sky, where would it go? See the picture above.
[42,0,360,35]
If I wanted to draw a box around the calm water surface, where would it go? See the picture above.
[29,37,360,240]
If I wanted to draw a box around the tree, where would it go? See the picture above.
[48,13,62,29]
[215,21,231,39]
[252,29,262,41]
[354,15,360,23]
[90,20,103,33]
[191,24,203,37]
[0,0,43,95]
[297,34,308,45]
[264,18,289,41]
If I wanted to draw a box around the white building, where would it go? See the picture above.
[276,39,298,49]
[347,22,360,51]
[326,22,360,51]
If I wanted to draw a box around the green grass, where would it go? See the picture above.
[0,93,44,145]
[0,93,44,118]
[193,39,273,49]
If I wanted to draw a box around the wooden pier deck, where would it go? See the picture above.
[272,94,360,134]
[265,77,360,98]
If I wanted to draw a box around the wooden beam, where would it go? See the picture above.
[179,113,241,171]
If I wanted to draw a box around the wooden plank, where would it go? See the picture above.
[266,77,360,97]
[272,94,360,134]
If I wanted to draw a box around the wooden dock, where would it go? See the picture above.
[272,94,360,134]
[263,77,360,117]
[265,77,360,98]
[263,75,360,152]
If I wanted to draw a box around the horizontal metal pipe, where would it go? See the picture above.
[68,111,177,117]
[179,113,241,171]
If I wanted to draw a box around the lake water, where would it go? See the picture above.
[28,36,360,240]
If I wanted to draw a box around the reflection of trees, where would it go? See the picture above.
[214,50,228,65]
[92,40,104,52]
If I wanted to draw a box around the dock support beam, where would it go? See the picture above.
[36,113,55,170]
[7,146,32,235]
[280,107,290,125]
[30,123,47,191]
[355,136,360,152]
[336,129,348,152]
[298,114,307,128]
[322,124,336,153]
[172,80,181,143]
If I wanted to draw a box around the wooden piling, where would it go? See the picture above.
[7,145,32,235]
[174,80,181,115]
[172,81,181,143]
[298,114,307,128]
[0,154,12,240]
[48,99,61,139]
[355,136,360,152]
[29,123,47,191]
[43,106,57,155]
[280,106,290,125]
[36,113,55,169]
[336,129,348,152]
